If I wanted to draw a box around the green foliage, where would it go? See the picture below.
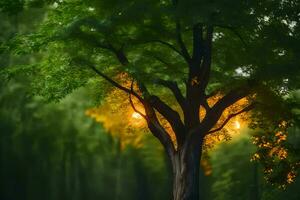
[251,125,300,188]
[2,0,298,102]
[209,133,300,200]
[210,134,258,200]
[0,79,172,200]
[0,0,24,15]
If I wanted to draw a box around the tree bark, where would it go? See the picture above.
[171,140,202,200]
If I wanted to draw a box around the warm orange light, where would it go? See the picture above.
[235,121,241,129]
[132,112,142,119]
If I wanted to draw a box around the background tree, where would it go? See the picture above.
[2,0,300,200]
[209,132,300,200]
[0,79,173,200]
[0,3,172,200]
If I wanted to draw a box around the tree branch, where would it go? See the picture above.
[212,86,251,114]
[137,82,186,147]
[89,62,175,154]
[140,92,176,155]
[192,23,203,65]
[129,80,147,119]
[198,26,213,93]
[193,85,253,134]
[171,0,190,64]
[207,103,255,134]
[129,81,176,155]
[74,57,144,102]
[111,47,129,65]
[148,95,184,127]
[75,51,177,154]
[175,21,191,63]
[105,45,185,138]
[201,99,210,111]
[147,120,176,155]
[154,79,186,111]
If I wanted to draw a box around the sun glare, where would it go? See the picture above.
[132,112,142,119]
[235,120,241,129]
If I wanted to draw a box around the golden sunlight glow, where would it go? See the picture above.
[86,73,252,150]
[130,110,146,128]
[235,120,241,129]
[132,112,143,119]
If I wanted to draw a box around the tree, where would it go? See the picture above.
[0,77,172,200]
[210,134,260,200]
[2,0,300,199]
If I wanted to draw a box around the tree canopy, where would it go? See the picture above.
[1,0,300,194]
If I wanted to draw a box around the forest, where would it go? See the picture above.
[1,0,300,200]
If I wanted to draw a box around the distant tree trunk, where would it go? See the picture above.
[114,139,122,200]
[60,147,68,200]
[133,152,150,200]
[171,139,203,200]
[78,158,89,200]
[251,162,260,200]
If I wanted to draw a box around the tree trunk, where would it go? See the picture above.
[171,142,202,200]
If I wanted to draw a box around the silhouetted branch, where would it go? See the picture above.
[192,85,253,135]
[154,79,186,111]
[198,26,213,93]
[207,103,255,134]
[175,22,191,63]
[129,80,147,119]
[192,23,203,65]
[73,57,144,102]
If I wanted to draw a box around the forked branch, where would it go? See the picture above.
[193,86,253,134]
[207,103,255,134]
[154,79,186,111]
[83,61,175,155]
